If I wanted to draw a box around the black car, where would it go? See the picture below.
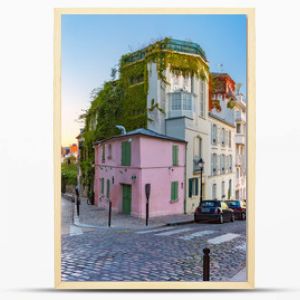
[194,200,235,224]
[225,200,246,220]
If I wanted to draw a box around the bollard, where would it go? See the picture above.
[108,200,112,227]
[146,201,149,226]
[203,248,210,281]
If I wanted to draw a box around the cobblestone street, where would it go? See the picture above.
[61,197,247,282]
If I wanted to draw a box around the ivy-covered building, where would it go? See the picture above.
[79,38,240,213]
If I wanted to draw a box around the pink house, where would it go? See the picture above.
[94,128,186,218]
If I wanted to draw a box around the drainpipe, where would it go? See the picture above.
[116,125,126,135]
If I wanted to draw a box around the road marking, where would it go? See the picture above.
[207,233,240,245]
[69,225,83,236]
[179,230,215,241]
[136,227,175,234]
[155,228,193,236]
[235,242,247,252]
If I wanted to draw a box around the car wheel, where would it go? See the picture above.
[219,214,224,224]
[241,212,246,220]
[231,213,235,222]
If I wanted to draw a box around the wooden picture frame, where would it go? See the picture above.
[54,7,255,289]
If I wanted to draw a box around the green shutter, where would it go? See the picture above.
[121,141,131,166]
[106,179,110,198]
[172,145,179,166]
[121,142,125,165]
[171,181,178,202]
[195,178,199,196]
[101,178,104,194]
[188,179,193,198]
[127,142,131,166]
[174,181,178,200]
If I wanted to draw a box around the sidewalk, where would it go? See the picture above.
[63,193,194,230]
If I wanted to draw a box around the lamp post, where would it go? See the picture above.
[198,158,205,207]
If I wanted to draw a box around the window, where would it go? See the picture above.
[229,155,232,172]
[225,156,228,173]
[171,92,182,110]
[121,141,131,166]
[237,123,241,133]
[228,179,232,199]
[172,145,179,166]
[212,124,217,145]
[101,178,104,194]
[229,131,232,148]
[221,181,225,199]
[200,80,205,117]
[171,181,179,202]
[129,74,144,85]
[107,144,112,159]
[221,154,225,174]
[106,179,110,198]
[102,144,105,162]
[193,137,202,172]
[182,92,192,110]
[212,184,217,199]
[193,137,202,158]
[191,75,194,93]
[221,128,225,146]
[188,178,199,197]
[211,153,218,176]
[170,91,192,111]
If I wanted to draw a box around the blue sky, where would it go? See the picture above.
[61,14,246,146]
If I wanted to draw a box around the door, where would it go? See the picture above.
[122,184,132,215]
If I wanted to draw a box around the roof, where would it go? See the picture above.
[208,112,236,128]
[122,38,207,64]
[94,128,187,145]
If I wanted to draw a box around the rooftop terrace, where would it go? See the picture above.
[123,38,207,64]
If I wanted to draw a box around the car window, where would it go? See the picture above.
[227,201,240,208]
[201,201,220,207]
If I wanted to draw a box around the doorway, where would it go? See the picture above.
[122,184,132,215]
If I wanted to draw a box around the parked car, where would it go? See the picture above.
[225,200,246,220]
[194,200,235,224]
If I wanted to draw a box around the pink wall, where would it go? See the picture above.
[94,134,186,218]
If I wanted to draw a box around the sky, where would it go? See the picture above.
[61,14,246,146]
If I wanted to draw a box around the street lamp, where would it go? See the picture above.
[198,158,205,207]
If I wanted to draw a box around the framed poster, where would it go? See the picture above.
[54,7,255,289]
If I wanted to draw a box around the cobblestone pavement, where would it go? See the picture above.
[62,194,194,229]
[61,217,247,282]
[61,197,98,236]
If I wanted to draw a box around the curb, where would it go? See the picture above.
[166,220,194,226]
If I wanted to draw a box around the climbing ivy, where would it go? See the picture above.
[80,37,211,200]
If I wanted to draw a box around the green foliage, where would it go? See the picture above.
[61,161,77,192]
[227,98,236,109]
[80,37,211,197]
